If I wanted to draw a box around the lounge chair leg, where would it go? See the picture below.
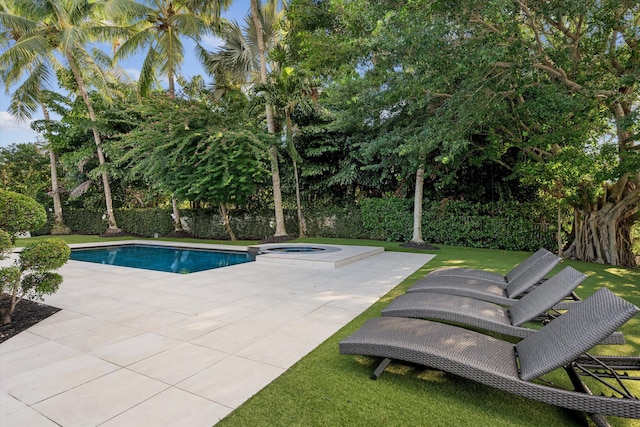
[371,358,392,380]
[565,365,612,427]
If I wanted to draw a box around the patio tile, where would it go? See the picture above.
[0,340,80,380]
[99,387,233,427]
[27,314,103,340]
[128,343,228,384]
[191,323,272,354]
[55,322,143,352]
[0,331,48,355]
[177,355,284,408]
[0,391,26,418]
[32,369,168,427]
[1,353,119,405]
[235,331,318,368]
[89,333,180,366]
[122,308,191,331]
[0,406,61,427]
[155,316,224,341]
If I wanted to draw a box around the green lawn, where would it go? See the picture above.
[16,236,640,426]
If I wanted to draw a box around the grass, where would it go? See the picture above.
[15,235,640,426]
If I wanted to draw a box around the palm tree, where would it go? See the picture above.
[0,0,141,235]
[202,0,289,237]
[115,0,230,233]
[0,2,69,234]
[260,65,316,237]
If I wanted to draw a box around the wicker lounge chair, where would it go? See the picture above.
[425,247,557,283]
[339,288,640,426]
[406,253,565,306]
[382,267,623,344]
[384,266,584,336]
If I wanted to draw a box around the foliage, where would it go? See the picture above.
[0,143,51,207]
[360,198,413,241]
[1,238,69,325]
[0,229,12,259]
[286,0,639,265]
[112,92,270,209]
[115,208,175,237]
[0,191,69,325]
[0,189,47,235]
[361,197,555,250]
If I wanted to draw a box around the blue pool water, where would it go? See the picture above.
[70,244,253,274]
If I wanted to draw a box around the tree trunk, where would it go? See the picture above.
[556,204,563,257]
[66,53,120,234]
[251,0,288,237]
[42,104,69,235]
[171,197,183,232]
[411,166,425,243]
[219,202,237,241]
[571,176,639,267]
[293,157,306,238]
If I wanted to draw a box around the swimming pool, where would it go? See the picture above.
[70,244,253,274]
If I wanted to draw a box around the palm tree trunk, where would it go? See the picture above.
[293,157,306,238]
[66,53,120,234]
[41,103,69,235]
[251,0,287,237]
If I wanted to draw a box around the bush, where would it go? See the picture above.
[0,193,70,325]
[360,198,413,241]
[0,189,47,236]
[117,208,175,237]
[361,197,555,251]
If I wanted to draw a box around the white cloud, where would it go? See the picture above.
[201,35,225,51]
[123,67,141,82]
[0,111,31,132]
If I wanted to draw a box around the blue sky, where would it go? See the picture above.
[0,0,251,148]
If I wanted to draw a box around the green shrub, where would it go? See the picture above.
[360,198,413,241]
[1,236,70,325]
[62,210,105,235]
[117,208,175,237]
[0,189,47,235]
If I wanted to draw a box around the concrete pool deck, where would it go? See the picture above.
[0,242,433,427]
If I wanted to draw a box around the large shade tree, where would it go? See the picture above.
[422,0,640,266]
[0,0,146,235]
[289,0,639,265]
[112,88,269,240]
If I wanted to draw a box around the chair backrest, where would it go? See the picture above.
[507,267,587,326]
[516,288,638,381]
[504,252,562,298]
[505,248,551,283]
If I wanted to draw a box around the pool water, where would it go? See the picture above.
[70,244,253,274]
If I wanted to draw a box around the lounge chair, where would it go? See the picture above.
[406,253,565,306]
[339,288,640,425]
[382,267,624,344]
[425,247,557,283]
[384,266,583,336]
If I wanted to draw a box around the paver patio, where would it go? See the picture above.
[1,242,432,426]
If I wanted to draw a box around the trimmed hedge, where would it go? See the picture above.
[34,198,556,251]
[361,198,556,251]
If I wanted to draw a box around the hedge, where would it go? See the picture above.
[33,199,556,251]
[361,198,556,251]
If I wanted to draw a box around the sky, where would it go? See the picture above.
[0,0,251,148]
